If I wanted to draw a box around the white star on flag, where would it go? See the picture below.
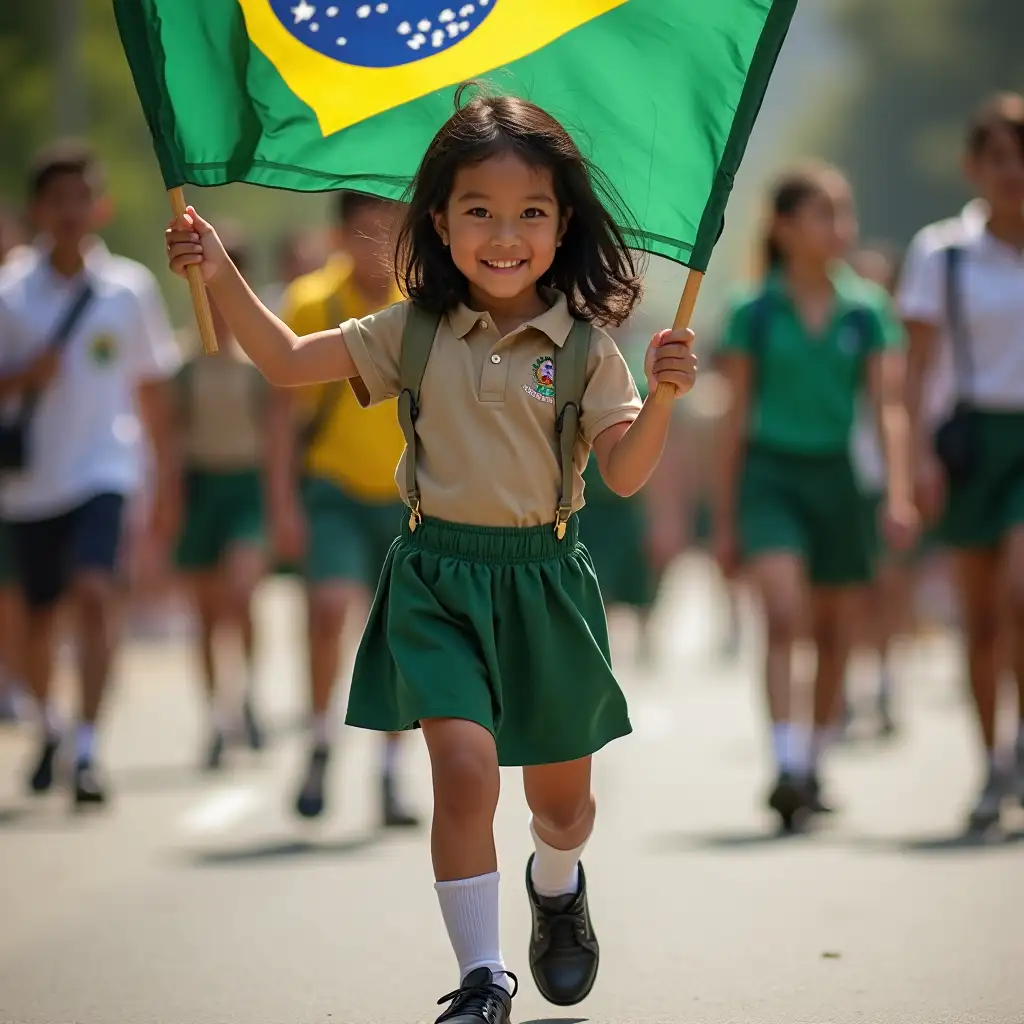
[291,1,316,24]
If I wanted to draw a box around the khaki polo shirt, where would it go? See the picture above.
[340,290,642,528]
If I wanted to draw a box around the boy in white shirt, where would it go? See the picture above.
[0,142,180,806]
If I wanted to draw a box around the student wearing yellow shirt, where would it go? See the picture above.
[266,192,419,826]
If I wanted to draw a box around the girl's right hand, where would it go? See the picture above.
[165,206,229,284]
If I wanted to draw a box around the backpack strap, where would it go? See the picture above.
[943,245,972,406]
[397,305,442,531]
[553,318,591,539]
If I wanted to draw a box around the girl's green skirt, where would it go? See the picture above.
[345,516,632,766]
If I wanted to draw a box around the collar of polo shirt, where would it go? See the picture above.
[447,287,575,346]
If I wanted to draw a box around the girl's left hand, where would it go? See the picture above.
[881,497,920,553]
[645,328,697,398]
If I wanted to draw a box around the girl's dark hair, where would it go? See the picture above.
[967,92,1024,157]
[396,85,642,326]
[761,161,839,273]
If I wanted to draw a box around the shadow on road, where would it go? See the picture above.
[0,801,92,832]
[648,825,820,851]
[519,1018,588,1024]
[184,833,382,867]
[650,824,1024,855]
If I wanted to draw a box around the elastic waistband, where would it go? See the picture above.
[400,515,581,564]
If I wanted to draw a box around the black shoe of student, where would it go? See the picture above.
[204,729,226,772]
[877,688,898,738]
[382,773,421,828]
[526,855,600,1006]
[805,773,836,815]
[242,698,265,751]
[295,744,329,819]
[767,771,811,832]
[435,967,516,1024]
[73,760,108,807]
[28,736,61,794]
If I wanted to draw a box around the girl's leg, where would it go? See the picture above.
[522,757,600,1007]
[188,572,226,769]
[222,542,266,749]
[421,717,511,999]
[808,585,858,808]
[1001,527,1024,800]
[747,553,809,780]
[952,548,1005,829]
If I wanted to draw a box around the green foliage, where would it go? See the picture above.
[819,0,1024,247]
[0,3,328,325]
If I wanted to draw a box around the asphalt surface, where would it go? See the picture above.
[1,557,1021,1024]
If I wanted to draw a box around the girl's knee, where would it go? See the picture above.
[531,790,594,836]
[431,744,500,822]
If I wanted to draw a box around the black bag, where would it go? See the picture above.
[932,246,978,481]
[0,282,95,472]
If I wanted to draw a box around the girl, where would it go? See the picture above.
[165,91,696,1023]
[900,93,1024,834]
[713,162,916,831]
[171,233,268,770]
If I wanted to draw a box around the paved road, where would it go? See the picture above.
[1,558,1021,1024]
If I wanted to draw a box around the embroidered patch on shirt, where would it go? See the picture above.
[523,354,554,404]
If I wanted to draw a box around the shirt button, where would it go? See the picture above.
[490,354,501,364]
[478,319,488,330]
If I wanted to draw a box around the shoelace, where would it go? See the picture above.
[436,972,518,1022]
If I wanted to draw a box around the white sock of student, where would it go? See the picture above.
[529,818,588,898]
[311,712,332,748]
[809,727,835,774]
[435,872,512,994]
[42,703,63,740]
[75,723,96,764]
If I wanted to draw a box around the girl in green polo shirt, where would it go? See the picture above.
[714,162,916,830]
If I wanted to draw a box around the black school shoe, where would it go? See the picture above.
[73,760,108,807]
[526,855,600,1006]
[767,771,811,832]
[28,736,61,794]
[435,967,516,1024]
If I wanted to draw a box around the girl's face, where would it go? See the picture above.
[965,125,1024,216]
[775,176,857,268]
[433,153,570,307]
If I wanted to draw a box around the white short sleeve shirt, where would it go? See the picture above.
[897,205,1024,418]
[0,241,180,520]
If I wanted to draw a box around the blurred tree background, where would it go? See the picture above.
[0,1,1020,329]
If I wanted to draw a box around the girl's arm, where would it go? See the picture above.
[593,329,696,496]
[868,348,915,515]
[903,318,944,523]
[166,209,357,388]
[710,354,751,570]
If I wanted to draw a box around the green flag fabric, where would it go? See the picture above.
[113,0,796,270]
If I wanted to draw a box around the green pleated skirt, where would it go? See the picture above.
[345,516,632,766]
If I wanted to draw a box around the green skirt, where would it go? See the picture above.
[345,516,632,766]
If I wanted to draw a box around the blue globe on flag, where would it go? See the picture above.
[270,0,496,67]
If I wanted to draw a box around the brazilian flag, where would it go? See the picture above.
[113,0,796,269]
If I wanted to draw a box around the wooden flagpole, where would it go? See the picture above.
[168,186,218,355]
[654,268,704,402]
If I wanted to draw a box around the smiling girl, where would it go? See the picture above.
[165,90,696,1023]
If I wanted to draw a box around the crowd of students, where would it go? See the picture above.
[0,94,1021,847]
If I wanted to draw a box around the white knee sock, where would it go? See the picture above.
[529,818,588,898]
[435,872,512,993]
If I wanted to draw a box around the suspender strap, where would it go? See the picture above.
[553,318,591,539]
[397,305,442,530]
[944,245,972,406]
